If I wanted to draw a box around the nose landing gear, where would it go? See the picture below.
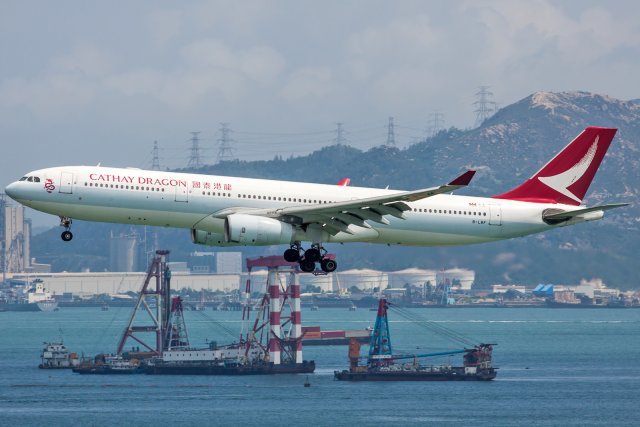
[282,242,337,273]
[59,217,73,241]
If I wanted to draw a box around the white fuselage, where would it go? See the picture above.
[5,166,586,247]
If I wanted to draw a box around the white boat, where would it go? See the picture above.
[39,341,79,369]
[29,279,59,311]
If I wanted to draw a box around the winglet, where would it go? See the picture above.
[336,178,351,186]
[448,170,476,186]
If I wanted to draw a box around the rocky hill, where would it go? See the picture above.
[31,91,639,288]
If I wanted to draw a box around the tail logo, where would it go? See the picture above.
[537,136,598,204]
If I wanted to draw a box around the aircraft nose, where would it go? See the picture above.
[4,182,19,199]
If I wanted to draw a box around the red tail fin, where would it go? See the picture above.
[493,127,617,205]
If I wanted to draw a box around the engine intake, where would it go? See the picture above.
[224,214,295,245]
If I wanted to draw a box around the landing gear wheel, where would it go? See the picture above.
[299,260,316,273]
[320,258,337,273]
[61,230,73,242]
[304,248,321,262]
[284,248,300,262]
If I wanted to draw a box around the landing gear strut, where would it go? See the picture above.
[60,217,73,242]
[282,242,337,273]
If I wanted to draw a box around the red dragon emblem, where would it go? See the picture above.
[44,178,55,193]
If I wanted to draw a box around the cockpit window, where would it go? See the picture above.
[33,177,40,182]
[27,177,33,182]
[19,177,28,181]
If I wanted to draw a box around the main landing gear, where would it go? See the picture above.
[283,242,337,273]
[60,217,73,241]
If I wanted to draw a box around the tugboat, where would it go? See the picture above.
[39,341,79,369]
[72,354,143,374]
[334,299,497,381]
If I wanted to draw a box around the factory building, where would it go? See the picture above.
[6,271,241,297]
[436,268,475,291]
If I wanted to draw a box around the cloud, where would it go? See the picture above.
[146,9,184,43]
[493,252,516,265]
[281,67,333,102]
[49,45,115,77]
[0,74,96,117]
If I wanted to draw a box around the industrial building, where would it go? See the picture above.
[1,194,31,276]
[5,271,241,297]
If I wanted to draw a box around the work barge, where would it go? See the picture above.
[74,252,314,375]
[334,299,497,381]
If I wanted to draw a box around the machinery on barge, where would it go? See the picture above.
[334,299,497,381]
[144,255,315,375]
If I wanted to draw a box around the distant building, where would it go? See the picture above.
[532,284,554,297]
[437,268,475,291]
[109,233,137,272]
[1,196,31,274]
[188,251,216,274]
[216,252,242,274]
[492,284,526,294]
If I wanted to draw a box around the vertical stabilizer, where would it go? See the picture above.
[493,127,617,205]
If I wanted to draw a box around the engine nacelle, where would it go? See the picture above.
[224,214,295,245]
[191,229,241,247]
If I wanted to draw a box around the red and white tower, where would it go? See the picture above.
[244,256,311,366]
[268,269,282,364]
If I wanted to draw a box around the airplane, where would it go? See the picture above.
[3,126,628,274]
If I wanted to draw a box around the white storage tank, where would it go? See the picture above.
[299,272,334,293]
[335,269,388,292]
[389,268,437,288]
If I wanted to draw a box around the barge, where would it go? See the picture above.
[334,299,497,381]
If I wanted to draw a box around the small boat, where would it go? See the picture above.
[39,341,79,369]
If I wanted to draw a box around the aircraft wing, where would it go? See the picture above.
[213,170,475,235]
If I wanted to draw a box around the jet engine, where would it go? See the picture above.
[224,214,295,245]
[191,229,241,246]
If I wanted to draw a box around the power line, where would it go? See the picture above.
[333,122,346,145]
[216,123,236,163]
[386,117,396,147]
[427,110,445,137]
[473,86,497,127]
[187,131,202,169]
[151,140,161,171]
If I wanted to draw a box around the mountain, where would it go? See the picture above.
[30,91,640,289]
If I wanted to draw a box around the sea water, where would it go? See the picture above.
[1,307,639,426]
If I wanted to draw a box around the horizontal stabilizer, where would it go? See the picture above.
[543,203,629,224]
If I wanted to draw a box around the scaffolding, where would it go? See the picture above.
[117,250,172,355]
[241,256,304,365]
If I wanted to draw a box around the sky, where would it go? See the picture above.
[1,0,639,226]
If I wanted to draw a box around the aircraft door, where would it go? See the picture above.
[175,184,188,202]
[59,172,74,194]
[488,204,502,226]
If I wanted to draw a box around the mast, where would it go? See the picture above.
[368,298,392,368]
